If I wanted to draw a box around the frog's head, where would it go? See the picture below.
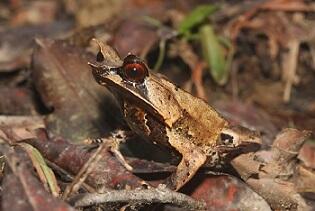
[88,39,148,88]
[88,39,181,126]
[88,38,152,99]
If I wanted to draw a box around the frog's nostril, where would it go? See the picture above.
[96,51,104,62]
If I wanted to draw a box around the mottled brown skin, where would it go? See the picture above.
[89,40,261,190]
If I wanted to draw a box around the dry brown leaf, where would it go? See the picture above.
[298,141,315,169]
[1,144,74,211]
[232,128,315,210]
[261,0,315,12]
[295,166,315,199]
[32,39,118,141]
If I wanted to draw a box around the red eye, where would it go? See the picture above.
[121,55,148,83]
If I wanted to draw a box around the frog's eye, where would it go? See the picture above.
[121,54,148,83]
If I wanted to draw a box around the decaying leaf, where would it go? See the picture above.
[24,135,148,191]
[232,128,315,210]
[0,22,72,71]
[298,140,315,169]
[31,39,118,141]
[188,174,271,211]
[0,144,74,211]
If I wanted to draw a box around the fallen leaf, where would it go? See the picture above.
[298,140,315,169]
[261,0,314,12]
[232,128,315,210]
[112,18,158,58]
[186,174,271,211]
[24,134,148,190]
[10,1,58,26]
[0,86,36,115]
[1,144,74,211]
[0,22,72,71]
[74,0,123,28]
[32,39,118,141]
[295,165,315,200]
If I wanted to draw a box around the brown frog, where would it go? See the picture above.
[89,39,261,190]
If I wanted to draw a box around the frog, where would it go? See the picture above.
[88,39,261,191]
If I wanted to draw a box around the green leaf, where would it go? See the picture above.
[19,143,60,197]
[178,4,218,36]
[199,24,232,85]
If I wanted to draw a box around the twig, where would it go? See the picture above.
[0,115,44,128]
[71,186,206,210]
[45,159,96,193]
[282,39,299,102]
[191,61,207,101]
[61,140,110,199]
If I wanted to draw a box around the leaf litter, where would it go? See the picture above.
[0,0,314,210]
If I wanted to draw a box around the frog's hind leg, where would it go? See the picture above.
[165,131,207,191]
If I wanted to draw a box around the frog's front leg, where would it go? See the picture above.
[165,130,207,191]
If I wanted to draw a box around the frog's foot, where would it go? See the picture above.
[83,129,130,145]
[165,133,207,191]
[109,137,133,171]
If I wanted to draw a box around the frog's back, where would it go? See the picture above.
[159,76,227,147]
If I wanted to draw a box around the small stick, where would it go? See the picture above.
[61,140,110,199]
[45,159,96,193]
[71,185,206,210]
[283,39,299,102]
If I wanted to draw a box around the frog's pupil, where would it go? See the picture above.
[127,65,140,79]
[130,67,138,77]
